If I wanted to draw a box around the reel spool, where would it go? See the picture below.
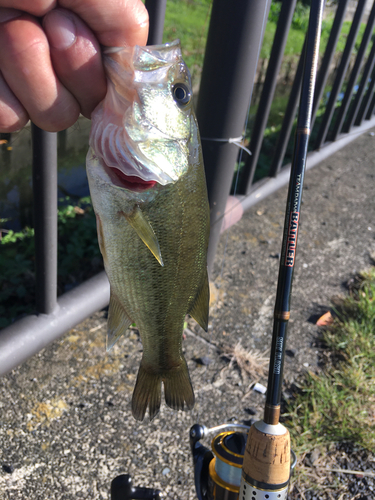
[190,423,249,500]
[208,429,247,499]
[190,423,296,500]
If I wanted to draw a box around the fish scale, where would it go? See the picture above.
[86,40,210,421]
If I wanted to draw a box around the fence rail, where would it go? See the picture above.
[1,0,375,376]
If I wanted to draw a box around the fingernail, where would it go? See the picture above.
[44,10,76,50]
[0,8,22,23]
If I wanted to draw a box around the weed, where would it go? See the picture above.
[222,341,269,383]
[285,268,375,494]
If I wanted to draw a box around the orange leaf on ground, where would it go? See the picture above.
[316,311,334,326]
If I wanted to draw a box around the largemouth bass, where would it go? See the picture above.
[86,40,210,421]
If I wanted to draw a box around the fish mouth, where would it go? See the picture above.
[103,162,157,192]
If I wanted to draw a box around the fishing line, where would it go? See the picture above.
[201,136,252,156]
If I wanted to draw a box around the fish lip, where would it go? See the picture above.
[102,162,158,192]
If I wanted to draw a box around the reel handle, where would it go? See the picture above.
[111,474,163,500]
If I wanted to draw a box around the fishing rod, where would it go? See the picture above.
[239,1,323,494]
[190,1,324,499]
[109,1,324,498]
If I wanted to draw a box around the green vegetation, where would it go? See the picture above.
[163,0,212,87]
[0,198,102,328]
[285,268,375,484]
[162,1,368,88]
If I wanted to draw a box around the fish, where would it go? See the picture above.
[86,40,210,421]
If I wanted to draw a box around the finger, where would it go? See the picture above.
[0,71,28,132]
[43,8,106,119]
[0,13,80,131]
[0,1,56,17]
[60,0,149,47]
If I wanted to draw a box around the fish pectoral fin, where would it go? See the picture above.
[189,269,210,331]
[107,292,133,351]
[121,206,164,266]
[96,214,108,266]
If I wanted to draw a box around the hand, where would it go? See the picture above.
[0,0,149,133]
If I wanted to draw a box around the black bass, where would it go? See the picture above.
[86,41,210,421]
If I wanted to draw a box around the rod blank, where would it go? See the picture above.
[265,0,324,424]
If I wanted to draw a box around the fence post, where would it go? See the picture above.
[346,39,375,130]
[311,0,350,129]
[331,0,375,140]
[241,0,297,190]
[32,125,58,315]
[314,0,367,149]
[145,0,167,45]
[196,0,272,274]
[355,59,375,125]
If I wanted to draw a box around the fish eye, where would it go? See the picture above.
[172,83,191,106]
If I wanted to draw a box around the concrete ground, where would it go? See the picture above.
[0,129,374,499]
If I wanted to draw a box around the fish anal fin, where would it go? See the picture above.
[163,359,195,412]
[120,206,164,266]
[189,270,210,331]
[107,292,132,351]
[132,362,162,421]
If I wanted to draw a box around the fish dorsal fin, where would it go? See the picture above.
[189,270,209,331]
[107,292,133,351]
[121,206,164,266]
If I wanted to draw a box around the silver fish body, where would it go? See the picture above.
[86,40,210,421]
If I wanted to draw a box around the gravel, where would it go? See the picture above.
[1,129,375,499]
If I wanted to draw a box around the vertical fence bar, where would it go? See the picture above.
[347,40,375,129]
[269,37,307,177]
[240,0,297,193]
[331,1,375,140]
[354,43,375,125]
[366,89,375,118]
[145,0,167,45]
[196,0,272,273]
[311,0,350,129]
[31,125,58,315]
[314,0,367,149]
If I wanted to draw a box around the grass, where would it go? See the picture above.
[162,0,212,87]
[284,267,375,491]
[161,1,365,90]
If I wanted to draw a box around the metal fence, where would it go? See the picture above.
[1,0,375,376]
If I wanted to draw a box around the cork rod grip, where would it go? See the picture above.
[242,425,291,486]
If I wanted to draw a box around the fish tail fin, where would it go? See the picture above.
[163,358,195,413]
[132,362,162,422]
[131,358,195,421]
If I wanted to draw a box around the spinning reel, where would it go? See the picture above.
[190,422,297,500]
[110,422,296,500]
